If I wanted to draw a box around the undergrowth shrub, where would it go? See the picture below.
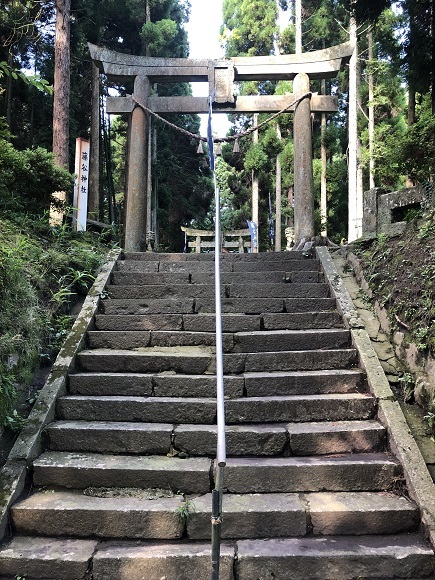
[0,139,73,214]
[0,214,111,428]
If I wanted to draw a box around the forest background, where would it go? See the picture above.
[1,0,435,428]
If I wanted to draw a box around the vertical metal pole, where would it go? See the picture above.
[211,166,226,580]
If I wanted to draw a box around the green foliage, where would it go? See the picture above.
[174,498,195,524]
[0,61,53,94]
[0,213,110,429]
[401,96,435,182]
[244,143,268,172]
[0,140,74,213]
[141,19,177,54]
[221,0,278,57]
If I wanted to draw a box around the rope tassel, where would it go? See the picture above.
[197,140,204,154]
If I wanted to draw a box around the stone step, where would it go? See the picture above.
[235,535,434,580]
[174,419,384,456]
[12,491,186,539]
[0,536,98,580]
[77,348,358,374]
[68,372,246,398]
[33,452,212,493]
[92,541,236,579]
[86,329,350,352]
[56,393,375,425]
[100,296,337,315]
[45,420,384,456]
[87,330,234,351]
[243,369,365,396]
[122,251,312,261]
[223,453,401,493]
[231,329,351,352]
[2,534,431,580]
[10,490,419,541]
[106,282,330,300]
[111,270,323,285]
[186,491,419,539]
[32,451,399,494]
[68,369,363,398]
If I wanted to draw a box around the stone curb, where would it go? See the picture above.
[317,246,435,547]
[0,248,120,543]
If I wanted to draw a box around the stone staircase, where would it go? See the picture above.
[0,251,434,579]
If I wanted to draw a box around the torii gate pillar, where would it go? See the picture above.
[124,75,150,252]
[293,72,315,243]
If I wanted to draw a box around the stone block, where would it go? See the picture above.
[68,372,153,396]
[33,452,212,494]
[244,369,364,397]
[287,419,385,455]
[12,491,185,539]
[46,420,173,454]
[223,454,401,493]
[187,493,306,539]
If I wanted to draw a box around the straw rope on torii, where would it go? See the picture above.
[131,91,313,148]
[89,42,354,252]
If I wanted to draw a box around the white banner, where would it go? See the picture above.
[73,138,90,231]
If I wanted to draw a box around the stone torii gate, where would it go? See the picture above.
[89,42,354,252]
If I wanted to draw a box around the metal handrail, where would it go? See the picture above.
[208,99,226,580]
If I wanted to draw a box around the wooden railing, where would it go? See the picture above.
[181,226,252,253]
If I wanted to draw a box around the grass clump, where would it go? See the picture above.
[0,212,112,428]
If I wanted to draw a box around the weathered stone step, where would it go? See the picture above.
[0,536,98,580]
[56,393,374,425]
[232,329,350,352]
[111,270,323,285]
[106,282,330,300]
[68,368,363,398]
[117,259,322,274]
[223,453,401,493]
[2,534,430,580]
[100,296,337,315]
[87,330,234,351]
[33,452,212,493]
[45,420,384,456]
[12,491,186,539]
[186,491,419,539]
[10,490,418,542]
[122,251,312,261]
[244,369,364,396]
[175,419,384,456]
[93,311,343,332]
[235,535,434,580]
[86,329,350,352]
[92,541,235,580]
[78,347,214,374]
[68,372,246,398]
[77,348,358,374]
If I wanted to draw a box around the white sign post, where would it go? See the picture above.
[73,137,90,231]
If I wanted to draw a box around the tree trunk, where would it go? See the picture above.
[52,0,71,169]
[295,0,302,54]
[252,113,259,253]
[275,123,282,251]
[88,62,100,219]
[348,14,362,242]
[368,29,375,190]
[320,79,327,237]
[432,0,435,114]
